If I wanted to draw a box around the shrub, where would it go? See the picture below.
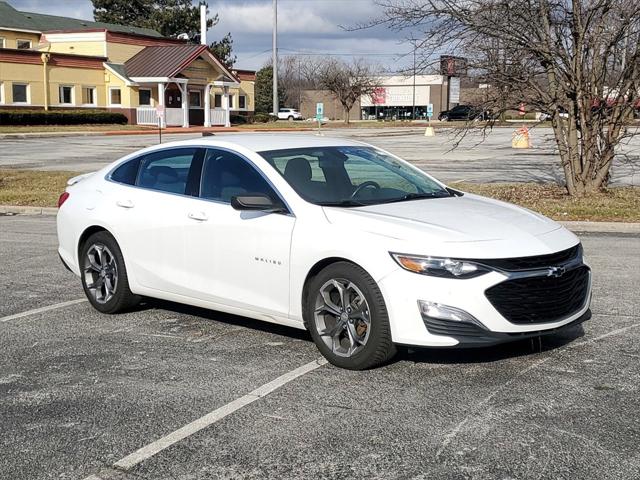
[0,109,128,126]
[254,112,271,123]
[230,114,248,125]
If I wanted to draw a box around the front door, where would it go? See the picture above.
[181,148,295,319]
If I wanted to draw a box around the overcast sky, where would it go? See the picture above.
[8,0,417,71]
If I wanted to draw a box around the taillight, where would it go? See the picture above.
[58,192,70,208]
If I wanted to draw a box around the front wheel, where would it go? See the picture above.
[304,262,396,370]
[440,115,449,122]
[80,231,140,314]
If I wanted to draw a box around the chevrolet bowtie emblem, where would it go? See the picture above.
[547,266,566,278]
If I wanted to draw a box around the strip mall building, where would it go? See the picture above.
[0,0,255,127]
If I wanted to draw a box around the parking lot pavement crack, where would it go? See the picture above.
[435,321,640,459]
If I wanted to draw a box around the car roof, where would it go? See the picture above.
[166,134,366,153]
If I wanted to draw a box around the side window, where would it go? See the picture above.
[111,157,142,185]
[200,149,278,203]
[136,148,198,195]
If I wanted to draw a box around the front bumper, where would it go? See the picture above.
[378,264,592,348]
[422,309,591,347]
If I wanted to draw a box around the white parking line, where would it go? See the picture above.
[102,357,328,473]
[0,298,87,323]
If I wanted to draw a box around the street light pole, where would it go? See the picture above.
[272,0,278,116]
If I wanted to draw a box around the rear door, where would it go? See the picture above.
[112,147,205,294]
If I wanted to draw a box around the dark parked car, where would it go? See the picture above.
[438,105,489,121]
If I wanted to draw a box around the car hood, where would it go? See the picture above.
[322,193,577,258]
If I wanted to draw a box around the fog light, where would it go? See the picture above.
[418,300,481,325]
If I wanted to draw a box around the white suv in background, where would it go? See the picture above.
[277,108,303,121]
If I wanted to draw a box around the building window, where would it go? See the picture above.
[239,95,247,109]
[109,88,122,106]
[228,94,234,109]
[214,94,222,108]
[139,89,151,106]
[17,39,32,50]
[0,37,5,49]
[82,86,96,105]
[59,85,74,105]
[12,83,29,104]
[189,90,201,107]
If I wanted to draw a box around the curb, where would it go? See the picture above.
[0,205,58,216]
[0,131,110,139]
[1,205,639,233]
[559,221,640,234]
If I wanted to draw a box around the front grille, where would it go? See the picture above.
[475,244,581,271]
[485,265,590,324]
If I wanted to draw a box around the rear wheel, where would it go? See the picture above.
[304,262,396,370]
[80,231,140,314]
[288,115,294,122]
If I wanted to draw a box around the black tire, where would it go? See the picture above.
[80,231,140,314]
[440,115,449,122]
[287,115,294,122]
[304,262,396,370]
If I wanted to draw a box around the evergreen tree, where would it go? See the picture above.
[209,33,236,69]
[92,0,217,40]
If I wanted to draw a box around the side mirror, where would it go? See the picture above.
[231,194,287,213]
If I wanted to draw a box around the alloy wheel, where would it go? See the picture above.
[313,278,371,357]
[83,243,118,304]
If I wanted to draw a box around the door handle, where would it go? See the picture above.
[116,199,135,209]
[188,211,208,221]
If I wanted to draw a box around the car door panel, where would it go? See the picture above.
[182,148,295,318]
[107,147,203,294]
[183,201,295,317]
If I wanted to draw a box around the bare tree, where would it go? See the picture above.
[316,58,380,124]
[373,0,640,195]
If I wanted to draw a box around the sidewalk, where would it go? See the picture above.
[0,125,316,139]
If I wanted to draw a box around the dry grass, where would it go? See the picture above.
[1,169,637,222]
[0,169,78,206]
[457,182,640,222]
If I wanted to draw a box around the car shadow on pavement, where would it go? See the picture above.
[136,298,312,342]
[396,324,586,365]
[135,298,586,367]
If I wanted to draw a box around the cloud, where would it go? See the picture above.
[8,0,94,20]
[6,0,417,71]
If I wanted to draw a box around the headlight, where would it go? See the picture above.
[390,253,490,279]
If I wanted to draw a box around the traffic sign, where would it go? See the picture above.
[426,103,434,118]
[156,104,165,118]
[316,102,324,120]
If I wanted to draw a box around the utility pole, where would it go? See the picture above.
[272,0,278,116]
[412,48,416,120]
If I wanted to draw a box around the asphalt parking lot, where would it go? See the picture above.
[1,127,638,185]
[1,214,639,480]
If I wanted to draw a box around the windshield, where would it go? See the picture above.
[258,146,451,206]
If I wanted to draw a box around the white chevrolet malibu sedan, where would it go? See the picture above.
[57,134,591,369]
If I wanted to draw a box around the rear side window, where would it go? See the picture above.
[136,148,198,195]
[111,157,142,185]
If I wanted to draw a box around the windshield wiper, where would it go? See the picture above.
[317,200,367,207]
[376,192,453,204]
